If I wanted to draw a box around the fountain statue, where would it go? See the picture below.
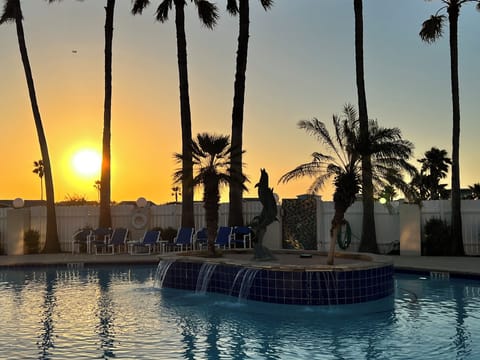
[250,169,277,261]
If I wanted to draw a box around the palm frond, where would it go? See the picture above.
[260,0,274,11]
[195,0,218,29]
[156,0,172,22]
[0,0,21,24]
[131,0,151,15]
[226,0,238,15]
[419,15,445,43]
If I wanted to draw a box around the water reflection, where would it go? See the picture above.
[37,269,57,360]
[95,269,115,359]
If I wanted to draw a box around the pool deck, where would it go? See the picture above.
[0,252,478,277]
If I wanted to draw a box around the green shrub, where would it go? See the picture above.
[423,218,451,256]
[24,229,41,254]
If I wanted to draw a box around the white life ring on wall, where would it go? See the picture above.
[131,212,148,230]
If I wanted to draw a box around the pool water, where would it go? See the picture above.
[0,265,479,359]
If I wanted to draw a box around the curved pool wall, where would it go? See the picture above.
[157,251,394,305]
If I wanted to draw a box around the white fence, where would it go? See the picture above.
[0,199,479,255]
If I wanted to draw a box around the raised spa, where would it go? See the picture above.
[155,250,394,305]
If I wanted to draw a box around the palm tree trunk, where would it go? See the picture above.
[448,4,464,255]
[205,176,220,256]
[175,0,194,228]
[228,0,249,227]
[15,9,59,253]
[99,0,115,229]
[354,0,378,254]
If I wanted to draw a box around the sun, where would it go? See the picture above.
[72,149,101,177]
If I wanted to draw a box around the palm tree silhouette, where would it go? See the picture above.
[279,104,415,264]
[226,0,273,227]
[132,0,219,228]
[99,0,116,229]
[353,0,377,254]
[1,0,60,253]
[33,159,45,201]
[174,133,244,256]
[419,0,479,255]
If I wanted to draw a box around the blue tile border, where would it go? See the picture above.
[159,260,394,305]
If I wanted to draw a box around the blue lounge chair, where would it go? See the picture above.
[95,227,129,254]
[194,228,208,250]
[129,230,161,255]
[231,226,252,248]
[214,226,233,249]
[166,227,194,252]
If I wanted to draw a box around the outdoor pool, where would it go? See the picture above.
[0,264,479,359]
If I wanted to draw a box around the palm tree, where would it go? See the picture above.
[1,0,60,253]
[226,0,273,227]
[174,133,243,256]
[419,0,479,255]
[467,183,480,200]
[279,104,415,264]
[33,159,45,201]
[132,0,218,229]
[353,0,376,254]
[98,0,116,229]
[418,147,451,200]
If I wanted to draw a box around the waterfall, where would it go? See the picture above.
[318,271,339,305]
[195,263,217,294]
[154,259,175,288]
[237,268,259,300]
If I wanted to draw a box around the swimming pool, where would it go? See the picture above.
[0,264,479,359]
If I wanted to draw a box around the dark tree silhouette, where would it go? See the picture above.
[33,159,45,201]
[419,0,479,255]
[132,0,219,228]
[226,0,273,227]
[1,0,60,253]
[279,104,415,264]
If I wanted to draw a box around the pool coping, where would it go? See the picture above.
[0,252,479,279]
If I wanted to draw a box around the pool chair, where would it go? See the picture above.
[214,226,234,249]
[128,230,161,255]
[71,228,92,254]
[165,227,194,252]
[194,228,208,250]
[95,227,129,255]
[230,226,252,248]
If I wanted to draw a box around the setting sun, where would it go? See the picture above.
[72,149,101,177]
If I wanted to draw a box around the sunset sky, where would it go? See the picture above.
[0,0,479,205]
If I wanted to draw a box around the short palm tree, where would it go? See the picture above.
[419,0,479,255]
[418,147,451,200]
[174,133,244,256]
[132,0,219,229]
[33,159,45,201]
[226,0,273,227]
[467,183,480,200]
[279,104,415,264]
[1,0,60,253]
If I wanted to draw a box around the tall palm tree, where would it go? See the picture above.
[33,159,45,201]
[1,0,60,253]
[99,0,116,229]
[279,104,415,264]
[419,0,479,255]
[174,133,243,256]
[226,0,273,227]
[132,0,219,228]
[353,0,376,254]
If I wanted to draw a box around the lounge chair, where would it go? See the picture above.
[95,227,129,255]
[165,227,194,252]
[194,228,208,250]
[71,228,92,254]
[230,226,252,248]
[129,230,161,255]
[88,227,113,253]
[214,226,233,249]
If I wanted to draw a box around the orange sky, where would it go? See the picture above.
[1,1,479,205]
